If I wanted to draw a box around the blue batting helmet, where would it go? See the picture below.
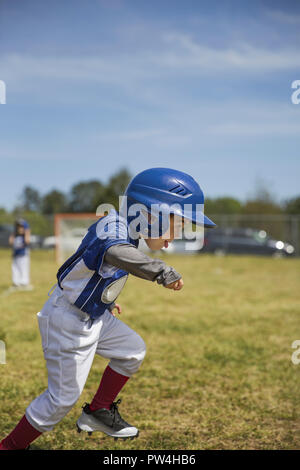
[121,168,216,237]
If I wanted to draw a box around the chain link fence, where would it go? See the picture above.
[1,213,300,256]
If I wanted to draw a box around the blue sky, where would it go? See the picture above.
[0,0,300,209]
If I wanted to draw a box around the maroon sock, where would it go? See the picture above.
[89,366,129,411]
[0,415,42,450]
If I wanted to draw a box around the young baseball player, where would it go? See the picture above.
[8,218,32,290]
[0,168,215,450]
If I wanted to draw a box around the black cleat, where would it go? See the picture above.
[76,399,139,439]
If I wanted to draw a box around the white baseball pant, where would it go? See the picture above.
[12,254,30,286]
[25,286,146,433]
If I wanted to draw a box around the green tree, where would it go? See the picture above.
[18,186,41,212]
[104,168,132,209]
[284,196,300,215]
[205,197,242,215]
[0,208,14,227]
[242,178,282,215]
[68,180,105,213]
[242,200,283,215]
[42,190,67,214]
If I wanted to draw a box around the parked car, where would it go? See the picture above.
[201,227,295,257]
[0,224,13,248]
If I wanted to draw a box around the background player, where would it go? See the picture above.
[8,218,32,290]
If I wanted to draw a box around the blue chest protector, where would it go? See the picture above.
[13,235,28,257]
[56,211,138,319]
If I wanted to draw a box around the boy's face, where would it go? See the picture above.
[16,224,25,235]
[144,214,185,251]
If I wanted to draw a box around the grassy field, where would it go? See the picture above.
[0,249,299,450]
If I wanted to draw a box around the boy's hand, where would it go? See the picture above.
[110,303,122,317]
[164,278,184,291]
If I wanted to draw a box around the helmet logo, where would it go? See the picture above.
[168,182,192,197]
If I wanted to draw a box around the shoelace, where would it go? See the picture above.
[83,399,127,426]
[110,399,123,425]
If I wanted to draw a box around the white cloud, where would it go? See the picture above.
[159,33,300,72]
[1,31,300,95]
[1,30,300,154]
